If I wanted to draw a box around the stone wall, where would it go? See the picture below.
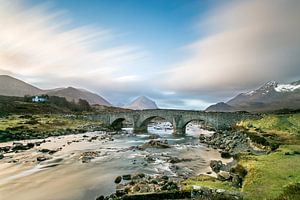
[88,109,260,134]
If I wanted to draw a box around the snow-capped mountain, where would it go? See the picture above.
[206,80,300,112]
[274,81,300,92]
[126,96,158,110]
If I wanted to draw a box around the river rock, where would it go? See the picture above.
[168,157,181,163]
[231,173,243,188]
[210,160,224,173]
[37,156,48,162]
[217,170,231,180]
[79,151,100,163]
[122,174,131,180]
[115,176,122,184]
[147,134,160,140]
[12,142,27,151]
[0,146,10,153]
[220,151,232,159]
[131,184,140,193]
[144,155,156,163]
[95,195,104,200]
[139,139,170,150]
[132,173,145,180]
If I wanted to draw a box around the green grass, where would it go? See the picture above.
[180,175,239,192]
[237,114,300,199]
[239,113,300,136]
[238,113,300,146]
[240,145,300,200]
[0,114,105,142]
[180,114,300,199]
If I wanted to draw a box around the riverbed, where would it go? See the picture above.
[0,122,230,200]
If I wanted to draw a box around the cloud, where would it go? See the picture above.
[166,0,300,93]
[0,0,146,95]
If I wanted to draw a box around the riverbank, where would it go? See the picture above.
[0,122,227,200]
[0,114,108,142]
[178,113,300,200]
[99,113,300,200]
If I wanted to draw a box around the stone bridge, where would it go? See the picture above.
[88,109,259,135]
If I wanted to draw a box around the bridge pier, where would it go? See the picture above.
[173,127,185,135]
[133,126,147,133]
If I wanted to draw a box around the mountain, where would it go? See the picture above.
[46,87,111,106]
[0,75,43,96]
[206,80,300,112]
[205,102,234,112]
[0,75,111,106]
[126,96,158,110]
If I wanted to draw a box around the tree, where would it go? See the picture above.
[78,99,92,111]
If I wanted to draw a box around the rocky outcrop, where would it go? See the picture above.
[138,139,170,150]
[199,130,256,156]
[102,174,180,199]
[191,186,243,200]
[79,151,101,163]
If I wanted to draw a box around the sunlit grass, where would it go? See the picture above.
[240,145,300,200]
[180,174,239,192]
[0,114,104,141]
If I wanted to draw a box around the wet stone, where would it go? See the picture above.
[115,176,122,184]
[122,174,131,180]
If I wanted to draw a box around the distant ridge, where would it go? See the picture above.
[126,96,158,110]
[0,75,43,96]
[0,75,111,106]
[46,87,111,106]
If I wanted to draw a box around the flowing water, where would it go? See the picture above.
[0,122,230,200]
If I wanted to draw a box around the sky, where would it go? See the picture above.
[0,0,300,109]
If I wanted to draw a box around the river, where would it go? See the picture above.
[0,121,230,200]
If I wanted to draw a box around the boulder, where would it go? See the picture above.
[220,151,232,159]
[12,142,27,151]
[217,171,231,180]
[95,195,104,200]
[0,146,11,153]
[114,176,122,184]
[36,156,48,162]
[132,173,145,179]
[168,157,181,164]
[139,140,170,150]
[210,160,224,173]
[122,174,132,180]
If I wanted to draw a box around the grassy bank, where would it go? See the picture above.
[0,114,106,142]
[181,174,239,192]
[238,113,300,199]
[240,145,300,199]
[181,113,300,200]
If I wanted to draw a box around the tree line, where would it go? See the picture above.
[24,95,92,112]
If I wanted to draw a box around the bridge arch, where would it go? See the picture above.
[135,115,173,133]
[181,119,214,134]
[97,109,260,135]
[110,118,126,130]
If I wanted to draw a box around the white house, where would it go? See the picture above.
[32,96,46,103]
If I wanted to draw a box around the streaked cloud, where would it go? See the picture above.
[0,0,146,94]
[1,0,299,109]
[166,0,300,94]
